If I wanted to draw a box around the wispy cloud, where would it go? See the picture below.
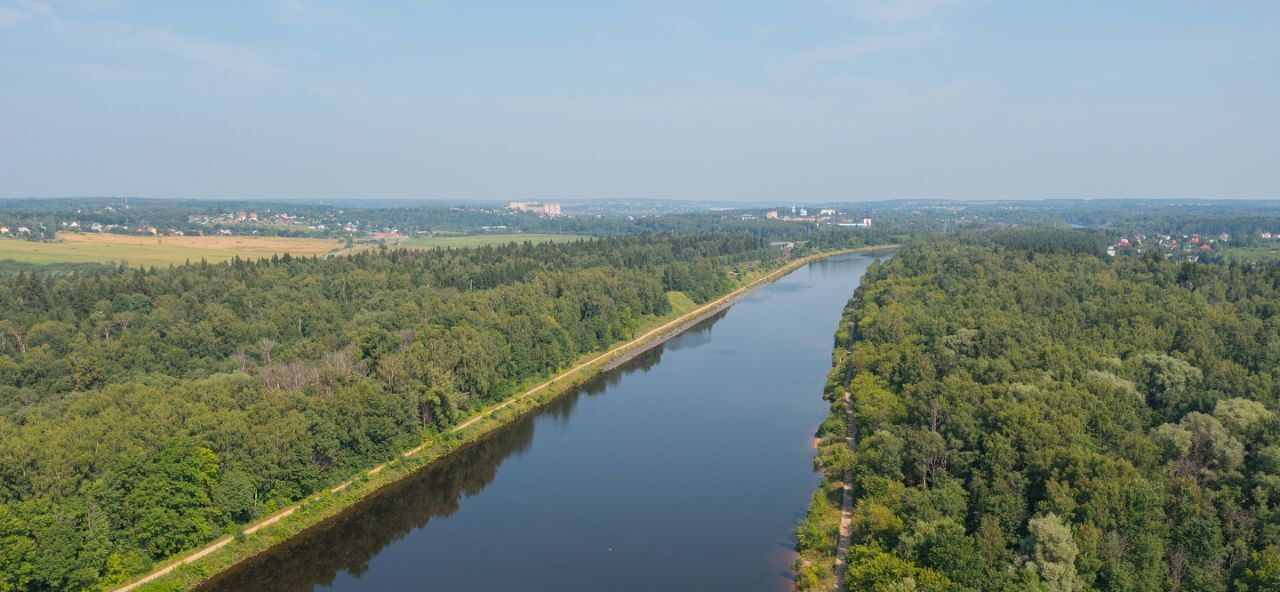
[25,60,140,81]
[0,0,53,27]
[269,0,351,28]
[100,23,279,77]
[506,91,830,121]
[829,0,963,25]
[797,25,941,64]
[667,17,710,43]
[2,1,279,78]
[308,80,411,104]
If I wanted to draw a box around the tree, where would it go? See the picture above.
[904,518,985,589]
[102,440,222,558]
[1242,546,1280,592]
[1179,412,1244,478]
[1021,513,1081,592]
[846,544,955,592]
[1137,354,1203,416]
[0,504,35,591]
[213,468,258,524]
[1212,398,1272,437]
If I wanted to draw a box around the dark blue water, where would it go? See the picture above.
[199,252,885,592]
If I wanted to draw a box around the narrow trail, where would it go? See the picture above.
[111,248,880,592]
[833,390,855,592]
[832,309,861,592]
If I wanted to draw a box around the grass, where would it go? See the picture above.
[398,233,589,249]
[1220,244,1280,263]
[0,233,344,268]
[664,291,699,316]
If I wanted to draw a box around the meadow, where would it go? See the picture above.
[0,233,343,267]
[1219,242,1280,263]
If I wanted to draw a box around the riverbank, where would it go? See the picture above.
[793,275,872,592]
[114,245,893,592]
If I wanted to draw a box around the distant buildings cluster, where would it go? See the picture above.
[743,206,870,227]
[1107,232,1229,262]
[188,211,327,230]
[182,210,372,236]
[506,201,563,217]
[58,221,161,235]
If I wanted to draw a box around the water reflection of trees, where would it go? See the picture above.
[199,412,536,592]
[199,309,731,592]
[661,309,724,352]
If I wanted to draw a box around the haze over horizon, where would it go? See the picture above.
[2,1,1277,201]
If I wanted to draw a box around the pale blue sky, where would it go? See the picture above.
[2,1,1277,201]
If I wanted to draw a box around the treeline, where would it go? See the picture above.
[958,228,1111,257]
[0,260,115,279]
[0,198,297,240]
[804,237,1280,591]
[0,197,909,245]
[0,233,785,591]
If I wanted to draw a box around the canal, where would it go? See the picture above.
[199,251,886,592]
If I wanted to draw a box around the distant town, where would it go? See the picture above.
[0,199,882,244]
[738,205,872,228]
[1103,230,1280,264]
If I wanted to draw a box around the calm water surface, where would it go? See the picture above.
[199,252,886,592]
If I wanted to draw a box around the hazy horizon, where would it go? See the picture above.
[3,1,1278,201]
[5,195,1280,206]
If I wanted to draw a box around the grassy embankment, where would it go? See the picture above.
[114,246,886,592]
[794,401,853,590]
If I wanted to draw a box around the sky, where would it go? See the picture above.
[1,1,1278,202]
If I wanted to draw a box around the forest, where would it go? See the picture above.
[799,235,1280,591]
[0,231,836,591]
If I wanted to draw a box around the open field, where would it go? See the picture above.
[1220,244,1280,263]
[399,233,589,249]
[0,233,343,267]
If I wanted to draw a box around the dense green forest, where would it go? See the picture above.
[0,232,825,591]
[801,237,1280,591]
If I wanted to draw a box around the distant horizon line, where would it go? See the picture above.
[2,196,1279,205]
